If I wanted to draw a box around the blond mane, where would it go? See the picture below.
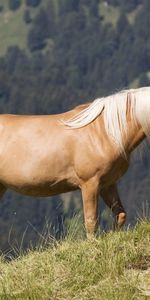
[62,87,150,152]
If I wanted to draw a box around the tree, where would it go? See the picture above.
[23,9,32,24]
[27,9,50,51]
[26,0,41,7]
[116,12,130,35]
[0,5,4,12]
[58,0,80,15]
[8,0,21,10]
[89,0,100,17]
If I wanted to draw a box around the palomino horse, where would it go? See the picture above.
[0,87,149,238]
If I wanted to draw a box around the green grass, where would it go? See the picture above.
[0,0,58,56]
[99,2,120,27]
[127,5,142,25]
[0,221,150,299]
[0,6,28,56]
[99,2,142,27]
[0,0,48,56]
[0,1,27,56]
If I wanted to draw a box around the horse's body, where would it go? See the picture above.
[0,108,129,195]
[0,87,149,238]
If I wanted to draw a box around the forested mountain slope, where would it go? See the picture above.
[0,0,150,253]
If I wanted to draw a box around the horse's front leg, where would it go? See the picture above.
[81,178,99,239]
[101,184,126,228]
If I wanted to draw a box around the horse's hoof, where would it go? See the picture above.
[117,212,126,226]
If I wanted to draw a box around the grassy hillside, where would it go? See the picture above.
[0,3,28,56]
[0,221,150,299]
[99,2,141,27]
[0,0,49,56]
[0,0,142,57]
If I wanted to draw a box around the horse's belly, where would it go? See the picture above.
[0,154,79,196]
[5,178,78,197]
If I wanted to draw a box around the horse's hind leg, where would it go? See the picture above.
[81,179,99,239]
[101,184,126,228]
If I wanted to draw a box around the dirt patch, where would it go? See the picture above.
[126,254,150,271]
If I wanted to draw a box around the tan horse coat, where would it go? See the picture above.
[0,97,145,239]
